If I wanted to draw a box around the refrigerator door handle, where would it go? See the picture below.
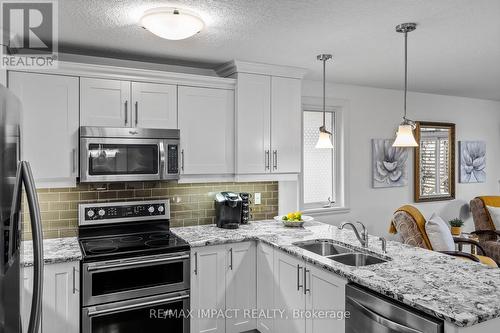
[22,161,44,333]
[8,162,23,262]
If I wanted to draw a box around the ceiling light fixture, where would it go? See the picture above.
[393,22,418,148]
[315,54,334,149]
[140,7,204,40]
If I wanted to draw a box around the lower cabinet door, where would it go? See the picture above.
[305,264,347,333]
[225,242,257,333]
[191,245,226,333]
[22,261,80,333]
[256,243,275,333]
[274,251,306,333]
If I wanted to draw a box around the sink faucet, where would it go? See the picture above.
[338,221,368,248]
[379,237,387,253]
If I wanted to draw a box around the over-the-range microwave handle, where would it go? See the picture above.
[159,140,166,179]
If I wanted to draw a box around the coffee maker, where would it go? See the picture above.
[215,192,242,229]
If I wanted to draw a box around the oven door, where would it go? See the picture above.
[82,252,190,306]
[80,137,175,182]
[82,290,190,333]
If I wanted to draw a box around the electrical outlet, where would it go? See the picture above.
[254,193,261,205]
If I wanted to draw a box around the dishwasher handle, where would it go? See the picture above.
[347,297,423,333]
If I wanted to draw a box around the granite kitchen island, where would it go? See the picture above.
[173,220,500,332]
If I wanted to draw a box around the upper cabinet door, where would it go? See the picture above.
[80,78,130,127]
[271,77,302,173]
[131,82,177,129]
[9,72,79,188]
[178,86,234,175]
[235,73,271,174]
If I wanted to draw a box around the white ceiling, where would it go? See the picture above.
[58,0,500,101]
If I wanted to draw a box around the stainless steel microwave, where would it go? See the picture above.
[79,127,180,183]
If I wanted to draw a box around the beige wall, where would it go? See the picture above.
[22,181,278,240]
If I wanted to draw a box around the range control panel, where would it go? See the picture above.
[79,200,170,225]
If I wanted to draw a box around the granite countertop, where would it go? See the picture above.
[172,220,500,328]
[22,237,82,267]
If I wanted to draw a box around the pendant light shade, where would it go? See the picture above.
[315,54,334,149]
[393,124,418,147]
[315,127,334,149]
[393,23,418,148]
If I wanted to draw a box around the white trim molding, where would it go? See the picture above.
[216,60,308,79]
[8,61,236,90]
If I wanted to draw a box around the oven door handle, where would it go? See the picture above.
[86,254,190,272]
[87,293,190,317]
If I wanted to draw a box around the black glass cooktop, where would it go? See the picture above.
[79,230,189,261]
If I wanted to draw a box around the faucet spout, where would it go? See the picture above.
[338,221,369,248]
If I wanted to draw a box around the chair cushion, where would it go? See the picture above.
[486,206,500,230]
[391,211,429,249]
[425,213,455,251]
[394,205,432,249]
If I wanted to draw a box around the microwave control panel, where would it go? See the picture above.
[167,144,179,174]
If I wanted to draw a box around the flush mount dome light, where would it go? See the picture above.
[140,8,204,40]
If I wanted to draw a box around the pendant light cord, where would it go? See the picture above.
[322,57,326,127]
[404,31,408,121]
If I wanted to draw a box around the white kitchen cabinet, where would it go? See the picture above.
[22,261,80,333]
[274,250,306,333]
[225,242,256,333]
[131,82,177,128]
[178,86,235,175]
[256,243,275,333]
[81,78,178,129]
[235,73,271,174]
[305,264,346,333]
[270,77,302,173]
[80,77,130,127]
[9,72,79,188]
[191,245,226,333]
[234,73,302,175]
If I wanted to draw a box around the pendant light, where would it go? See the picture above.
[393,23,418,147]
[315,54,334,149]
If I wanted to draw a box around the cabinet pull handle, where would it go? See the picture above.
[72,149,76,173]
[229,248,233,270]
[273,150,278,170]
[194,252,198,275]
[124,101,128,125]
[265,150,270,170]
[297,264,303,291]
[135,101,138,126]
[72,266,79,294]
[181,149,185,171]
[304,268,310,294]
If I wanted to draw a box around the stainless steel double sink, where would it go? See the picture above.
[292,239,388,267]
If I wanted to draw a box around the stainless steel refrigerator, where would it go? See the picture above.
[0,84,43,333]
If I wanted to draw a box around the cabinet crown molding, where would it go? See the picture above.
[215,60,308,79]
[12,61,236,90]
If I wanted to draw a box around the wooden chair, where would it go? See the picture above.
[390,205,497,268]
[470,197,500,265]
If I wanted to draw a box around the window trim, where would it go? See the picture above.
[299,96,350,215]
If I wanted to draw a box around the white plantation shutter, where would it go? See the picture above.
[420,133,449,196]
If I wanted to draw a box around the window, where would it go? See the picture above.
[302,109,336,209]
[419,129,450,196]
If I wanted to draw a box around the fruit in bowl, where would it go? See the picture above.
[283,211,303,222]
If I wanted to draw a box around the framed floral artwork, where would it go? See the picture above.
[459,141,486,183]
[372,139,408,188]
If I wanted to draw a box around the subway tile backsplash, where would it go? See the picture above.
[22,181,278,240]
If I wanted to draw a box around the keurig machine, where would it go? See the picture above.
[215,192,243,229]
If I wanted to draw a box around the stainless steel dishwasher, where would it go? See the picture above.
[345,284,443,333]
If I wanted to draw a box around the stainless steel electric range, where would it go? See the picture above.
[78,199,190,333]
